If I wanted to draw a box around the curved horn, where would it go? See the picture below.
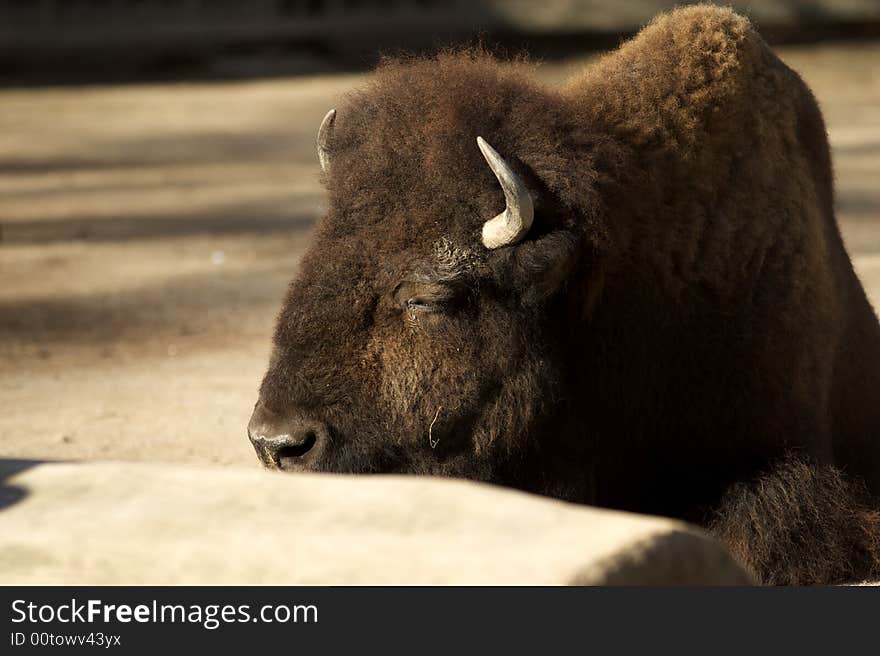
[476,136,534,249]
[316,109,336,172]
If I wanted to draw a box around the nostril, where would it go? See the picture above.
[247,401,327,470]
[276,432,317,460]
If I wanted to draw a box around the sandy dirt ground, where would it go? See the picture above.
[1,43,879,469]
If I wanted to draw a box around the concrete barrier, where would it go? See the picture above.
[0,460,752,585]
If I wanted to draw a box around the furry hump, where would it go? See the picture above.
[563,3,764,154]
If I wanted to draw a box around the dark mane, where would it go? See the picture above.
[322,47,623,256]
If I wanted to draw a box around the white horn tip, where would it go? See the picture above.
[317,109,337,173]
[476,135,493,159]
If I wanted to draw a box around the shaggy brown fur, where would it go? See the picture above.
[710,459,880,585]
[251,5,880,584]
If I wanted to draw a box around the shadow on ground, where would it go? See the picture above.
[0,460,42,511]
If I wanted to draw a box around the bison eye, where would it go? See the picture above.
[393,280,460,315]
[405,297,439,313]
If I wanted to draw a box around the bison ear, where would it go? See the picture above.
[501,229,583,305]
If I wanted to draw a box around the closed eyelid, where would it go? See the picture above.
[411,286,455,303]
[394,281,457,307]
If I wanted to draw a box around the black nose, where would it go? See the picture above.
[247,401,327,471]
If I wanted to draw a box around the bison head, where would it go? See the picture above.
[249,52,624,501]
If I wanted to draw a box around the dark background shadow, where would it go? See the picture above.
[3,0,880,86]
[0,460,42,511]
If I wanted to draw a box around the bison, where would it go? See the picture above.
[248,5,880,584]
